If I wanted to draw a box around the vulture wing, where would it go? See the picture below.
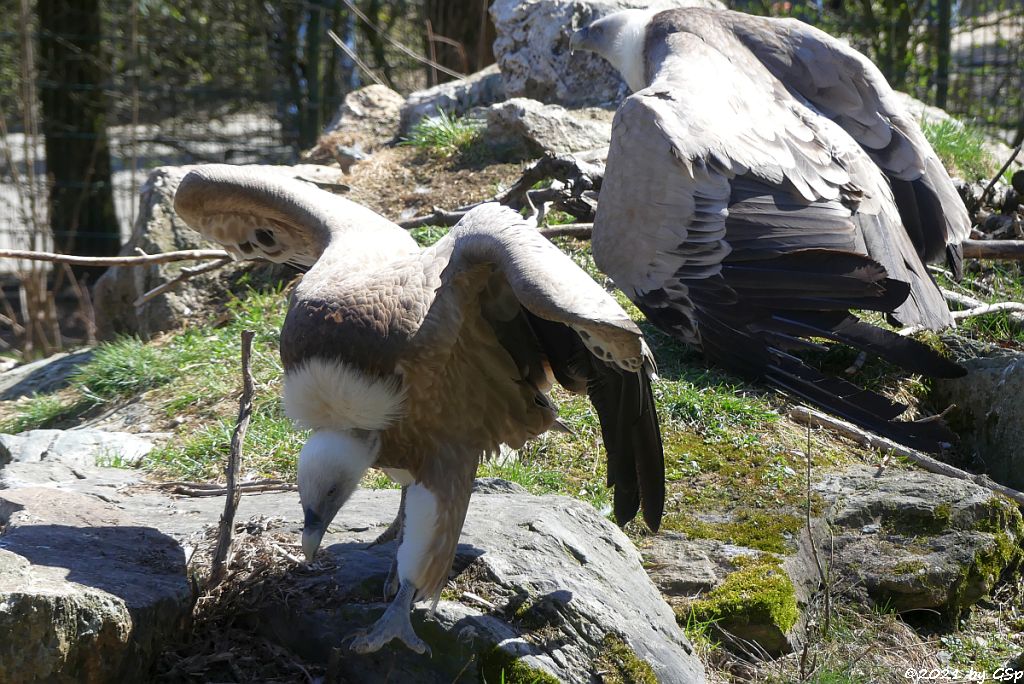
[594,30,963,451]
[441,204,664,531]
[720,12,971,273]
[174,163,415,267]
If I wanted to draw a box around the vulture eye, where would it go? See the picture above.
[327,485,338,498]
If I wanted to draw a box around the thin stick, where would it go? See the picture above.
[788,406,1024,506]
[0,248,231,267]
[540,223,593,240]
[133,257,233,307]
[980,142,1022,208]
[900,301,1024,335]
[209,330,256,586]
[326,30,386,87]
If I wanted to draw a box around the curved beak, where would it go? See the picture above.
[569,27,589,55]
[302,507,325,562]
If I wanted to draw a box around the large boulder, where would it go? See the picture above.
[490,0,724,107]
[932,351,1024,491]
[0,429,159,489]
[91,165,329,339]
[261,480,705,683]
[302,85,405,167]
[815,466,1023,617]
[482,97,613,156]
[400,63,506,134]
[0,429,706,684]
[0,487,193,684]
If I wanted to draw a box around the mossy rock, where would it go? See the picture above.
[479,646,561,684]
[593,634,658,684]
[684,557,798,655]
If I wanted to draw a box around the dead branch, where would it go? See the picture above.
[962,239,1024,261]
[210,330,255,586]
[398,206,476,229]
[539,223,594,239]
[899,300,1024,335]
[156,479,296,497]
[980,142,1022,208]
[942,287,1024,331]
[789,406,1024,506]
[134,257,234,307]
[0,247,232,267]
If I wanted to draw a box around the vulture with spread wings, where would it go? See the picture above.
[571,8,968,450]
[173,164,664,654]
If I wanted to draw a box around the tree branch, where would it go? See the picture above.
[0,248,232,267]
[133,257,233,307]
[962,239,1024,261]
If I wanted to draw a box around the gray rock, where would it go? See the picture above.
[0,429,160,490]
[0,487,192,684]
[0,447,704,683]
[490,0,723,108]
[644,534,759,597]
[91,164,335,339]
[266,485,705,683]
[891,90,952,126]
[0,350,94,401]
[932,352,1024,491]
[303,84,405,165]
[816,466,1024,616]
[483,97,613,156]
[400,63,506,134]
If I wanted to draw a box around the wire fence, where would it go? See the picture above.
[2,0,1022,259]
[0,0,429,256]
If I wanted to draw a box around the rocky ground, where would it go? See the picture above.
[3,1,1024,682]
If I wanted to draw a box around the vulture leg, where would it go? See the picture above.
[349,580,429,656]
[370,486,407,547]
[350,459,476,654]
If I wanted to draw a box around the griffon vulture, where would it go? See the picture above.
[173,164,664,654]
[571,8,968,450]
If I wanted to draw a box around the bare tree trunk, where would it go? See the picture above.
[422,0,495,83]
[36,0,119,259]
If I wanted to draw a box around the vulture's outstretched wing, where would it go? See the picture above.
[721,12,970,273]
[441,204,664,531]
[174,163,415,267]
[594,31,963,451]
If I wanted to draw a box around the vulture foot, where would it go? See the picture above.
[383,558,400,601]
[350,580,429,655]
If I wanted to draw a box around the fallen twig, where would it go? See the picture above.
[899,300,1024,336]
[788,406,1024,506]
[157,480,297,497]
[134,257,234,307]
[210,330,256,586]
[398,205,477,229]
[962,239,1024,261]
[980,142,1022,208]
[0,247,232,266]
[539,223,594,239]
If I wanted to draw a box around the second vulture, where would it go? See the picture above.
[571,7,969,450]
[173,164,664,654]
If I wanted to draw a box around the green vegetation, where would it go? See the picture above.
[663,509,804,554]
[479,646,560,684]
[593,634,657,684]
[408,224,449,247]
[686,556,799,638]
[401,108,483,158]
[920,119,1002,181]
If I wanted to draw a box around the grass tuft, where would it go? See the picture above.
[921,119,1000,181]
[401,108,482,158]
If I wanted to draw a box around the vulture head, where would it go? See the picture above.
[297,429,379,561]
[570,9,656,93]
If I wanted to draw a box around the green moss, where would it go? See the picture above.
[948,530,1024,618]
[594,634,657,684]
[479,646,560,684]
[891,560,927,575]
[663,508,804,554]
[688,558,799,636]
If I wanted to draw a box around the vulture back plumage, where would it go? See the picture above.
[572,8,968,451]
